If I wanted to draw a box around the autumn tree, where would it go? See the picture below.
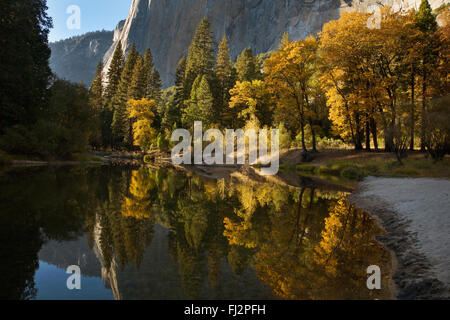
[127,98,157,151]
[229,80,273,129]
[319,12,375,150]
[265,36,319,152]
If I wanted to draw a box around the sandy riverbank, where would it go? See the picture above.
[349,177,450,299]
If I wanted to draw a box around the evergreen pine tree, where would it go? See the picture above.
[89,61,104,147]
[90,61,104,111]
[111,101,129,148]
[0,0,53,132]
[215,36,234,126]
[150,69,163,130]
[416,0,437,33]
[129,55,146,100]
[169,56,187,128]
[149,70,162,102]
[143,48,155,98]
[111,44,139,147]
[235,48,260,82]
[105,43,124,103]
[415,0,439,150]
[182,75,215,129]
[184,18,216,96]
[174,56,187,110]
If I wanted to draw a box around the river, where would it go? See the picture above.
[0,165,394,300]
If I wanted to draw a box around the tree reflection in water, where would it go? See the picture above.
[0,166,394,300]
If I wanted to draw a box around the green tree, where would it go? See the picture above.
[416,0,440,151]
[174,56,187,118]
[89,61,104,147]
[105,43,124,103]
[142,49,155,97]
[111,44,139,147]
[184,18,216,96]
[235,48,260,82]
[0,0,53,133]
[111,101,129,149]
[149,69,162,102]
[182,75,215,129]
[216,36,235,126]
[129,55,146,100]
[416,0,437,32]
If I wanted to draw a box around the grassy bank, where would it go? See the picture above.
[294,155,450,184]
[0,150,104,166]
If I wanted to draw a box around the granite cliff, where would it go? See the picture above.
[49,0,447,86]
[49,30,116,85]
[103,0,447,87]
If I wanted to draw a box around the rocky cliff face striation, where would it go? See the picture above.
[49,30,117,85]
[103,0,447,87]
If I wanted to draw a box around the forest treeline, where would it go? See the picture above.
[89,0,450,161]
[0,0,448,161]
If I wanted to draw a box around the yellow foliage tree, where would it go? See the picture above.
[264,36,319,151]
[127,98,157,151]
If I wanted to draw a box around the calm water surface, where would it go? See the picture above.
[0,166,393,300]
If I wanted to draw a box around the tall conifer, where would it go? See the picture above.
[105,43,124,103]
[184,18,216,96]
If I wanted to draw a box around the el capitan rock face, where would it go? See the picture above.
[103,0,343,87]
[103,0,447,87]
[49,0,447,86]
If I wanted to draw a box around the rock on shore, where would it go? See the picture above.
[349,177,450,299]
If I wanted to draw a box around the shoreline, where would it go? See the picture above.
[348,177,450,299]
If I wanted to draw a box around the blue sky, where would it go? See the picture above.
[47,0,133,42]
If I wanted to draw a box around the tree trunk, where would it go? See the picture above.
[309,118,317,152]
[354,112,363,150]
[370,117,378,151]
[365,117,371,151]
[385,125,394,152]
[410,66,415,151]
[300,119,307,152]
[420,71,427,152]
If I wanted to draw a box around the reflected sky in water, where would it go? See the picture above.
[0,166,394,300]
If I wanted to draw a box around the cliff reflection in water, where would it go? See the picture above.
[0,166,393,300]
